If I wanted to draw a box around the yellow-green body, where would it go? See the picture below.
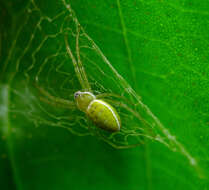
[86,99,120,132]
[74,91,120,132]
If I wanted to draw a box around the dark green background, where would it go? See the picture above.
[0,0,209,189]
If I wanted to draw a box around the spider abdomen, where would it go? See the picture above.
[86,99,121,132]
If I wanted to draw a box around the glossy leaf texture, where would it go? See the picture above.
[0,0,209,189]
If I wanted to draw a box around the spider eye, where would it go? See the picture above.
[74,91,81,99]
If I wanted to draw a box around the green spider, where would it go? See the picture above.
[36,30,121,133]
[65,31,121,132]
[74,91,120,132]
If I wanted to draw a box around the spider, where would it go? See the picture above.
[34,24,146,148]
[36,25,121,133]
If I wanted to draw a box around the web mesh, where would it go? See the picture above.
[2,0,202,175]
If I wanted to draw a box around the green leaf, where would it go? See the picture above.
[0,0,209,189]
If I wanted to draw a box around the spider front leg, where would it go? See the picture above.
[34,84,76,110]
[64,24,91,92]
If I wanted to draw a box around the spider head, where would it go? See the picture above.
[74,91,96,112]
[74,91,81,99]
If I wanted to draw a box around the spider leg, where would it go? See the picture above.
[75,24,91,91]
[65,23,91,91]
[96,93,133,108]
[96,131,143,149]
[64,35,84,88]
[96,93,121,99]
[35,84,75,109]
[85,116,143,149]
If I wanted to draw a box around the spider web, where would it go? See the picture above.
[2,0,203,176]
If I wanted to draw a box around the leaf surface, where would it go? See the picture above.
[0,0,209,189]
